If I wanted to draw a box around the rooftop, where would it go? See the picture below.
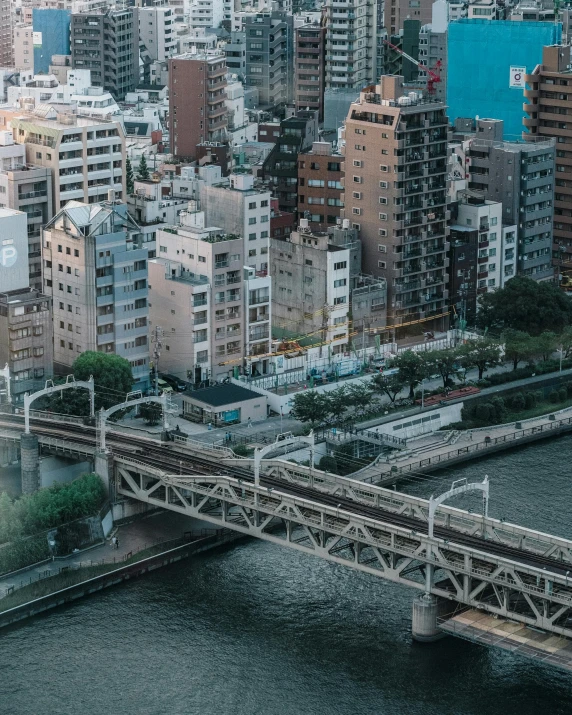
[183,383,264,407]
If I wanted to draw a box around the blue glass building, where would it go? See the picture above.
[447,20,562,139]
[32,9,70,74]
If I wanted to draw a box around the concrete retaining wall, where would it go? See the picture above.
[0,532,242,630]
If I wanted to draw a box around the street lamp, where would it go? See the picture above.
[559,345,564,373]
[421,378,426,409]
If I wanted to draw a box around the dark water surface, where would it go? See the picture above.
[2,437,572,715]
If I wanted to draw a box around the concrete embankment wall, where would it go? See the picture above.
[0,532,241,630]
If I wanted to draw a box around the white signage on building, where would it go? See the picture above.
[33,31,42,48]
[509,66,526,88]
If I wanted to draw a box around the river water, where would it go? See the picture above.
[2,437,572,715]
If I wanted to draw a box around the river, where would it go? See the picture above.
[1,437,572,715]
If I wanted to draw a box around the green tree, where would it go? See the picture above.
[40,351,134,416]
[424,348,460,388]
[327,386,349,423]
[139,401,162,426]
[346,382,375,417]
[392,350,429,398]
[535,331,559,361]
[560,325,572,358]
[371,372,406,403]
[126,156,134,195]
[476,276,572,335]
[136,154,150,181]
[503,329,537,371]
[456,337,502,380]
[290,390,332,427]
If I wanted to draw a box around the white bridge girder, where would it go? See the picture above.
[115,461,572,639]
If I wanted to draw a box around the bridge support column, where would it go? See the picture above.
[20,432,40,494]
[95,450,114,498]
[411,594,447,643]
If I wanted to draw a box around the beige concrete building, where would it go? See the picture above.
[13,25,33,70]
[0,0,12,67]
[10,113,126,211]
[0,288,54,404]
[42,201,150,390]
[342,75,450,329]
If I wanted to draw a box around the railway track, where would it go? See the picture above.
[1,416,570,578]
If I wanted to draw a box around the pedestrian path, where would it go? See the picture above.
[0,512,207,599]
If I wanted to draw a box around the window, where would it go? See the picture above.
[334,278,347,287]
[198,256,206,263]
[333,296,347,305]
[378,244,387,252]
[308,179,325,187]
[379,197,387,204]
[248,202,257,209]
[353,175,362,183]
[380,165,388,172]
[334,261,347,270]
[249,233,257,240]
[248,217,257,225]
[353,192,361,199]
[305,259,313,266]
[378,261,387,269]
[353,160,362,167]
[379,213,387,220]
[379,181,388,188]
[352,207,361,215]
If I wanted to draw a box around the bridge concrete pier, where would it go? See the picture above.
[20,432,40,494]
[411,594,447,643]
[95,450,114,498]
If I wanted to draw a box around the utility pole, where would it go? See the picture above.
[151,325,163,395]
[320,303,330,359]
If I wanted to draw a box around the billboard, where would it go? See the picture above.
[509,66,526,88]
[0,209,30,292]
[33,31,42,48]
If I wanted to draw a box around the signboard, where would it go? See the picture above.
[0,209,29,292]
[33,31,42,48]
[509,66,526,88]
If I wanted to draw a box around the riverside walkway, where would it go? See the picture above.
[355,406,572,485]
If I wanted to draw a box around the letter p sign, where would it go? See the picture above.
[0,245,17,268]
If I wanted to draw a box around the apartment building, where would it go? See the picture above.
[0,288,54,404]
[70,7,139,100]
[199,173,271,276]
[298,141,343,231]
[270,220,351,352]
[0,0,13,67]
[295,23,325,123]
[418,0,448,103]
[149,210,272,380]
[13,25,34,70]
[343,76,450,328]
[11,113,126,211]
[233,10,293,110]
[0,132,53,291]
[457,117,556,281]
[189,0,224,29]
[168,51,228,161]
[138,6,176,63]
[42,201,150,390]
[323,0,377,90]
[524,45,572,272]
[32,8,71,74]
[454,194,516,293]
[262,109,319,215]
[386,0,433,36]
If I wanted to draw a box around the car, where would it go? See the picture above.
[159,373,187,392]
[156,378,173,395]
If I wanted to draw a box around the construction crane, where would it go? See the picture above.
[383,39,442,94]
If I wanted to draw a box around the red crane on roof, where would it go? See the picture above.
[383,39,442,94]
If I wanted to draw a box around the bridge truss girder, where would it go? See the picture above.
[259,460,572,568]
[115,461,572,639]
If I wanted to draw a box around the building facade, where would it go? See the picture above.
[42,201,150,391]
[298,141,343,231]
[524,45,572,274]
[11,113,126,211]
[33,9,71,75]
[342,76,449,328]
[0,288,54,404]
[71,7,139,100]
[168,52,228,161]
[295,23,325,123]
[323,0,377,90]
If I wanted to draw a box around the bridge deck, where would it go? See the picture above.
[439,609,572,673]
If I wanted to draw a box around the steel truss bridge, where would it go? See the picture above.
[3,413,572,666]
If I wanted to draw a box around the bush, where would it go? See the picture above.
[559,387,568,403]
[232,445,250,457]
[549,390,561,404]
[524,392,536,409]
[475,403,492,422]
[490,397,506,420]
[510,393,526,411]
[0,536,50,575]
[319,455,338,473]
[566,383,572,398]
